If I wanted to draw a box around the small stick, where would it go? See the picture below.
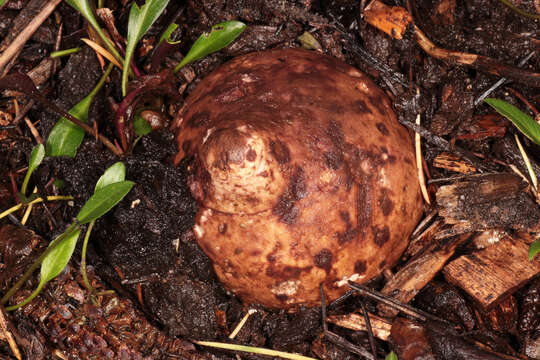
[324,330,375,360]
[348,281,450,324]
[358,299,377,358]
[0,0,62,73]
[0,307,21,360]
[24,117,43,144]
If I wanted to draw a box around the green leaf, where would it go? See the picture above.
[64,0,122,61]
[159,23,181,45]
[484,98,540,145]
[5,227,81,311]
[46,64,113,157]
[95,162,126,192]
[133,114,152,136]
[122,0,170,96]
[21,144,45,195]
[76,181,134,224]
[385,351,398,360]
[174,20,246,73]
[41,228,81,283]
[529,239,540,261]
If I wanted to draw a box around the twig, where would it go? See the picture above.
[0,0,62,73]
[358,299,377,358]
[348,281,450,324]
[24,117,43,144]
[398,118,496,172]
[324,330,375,360]
[414,25,540,88]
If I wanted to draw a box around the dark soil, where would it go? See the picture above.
[0,0,539,359]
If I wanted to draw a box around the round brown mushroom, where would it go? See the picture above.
[173,48,423,309]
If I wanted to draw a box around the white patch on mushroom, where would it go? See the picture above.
[202,127,215,144]
[334,273,365,287]
[193,224,204,238]
[241,74,256,83]
[200,208,213,223]
[271,280,300,297]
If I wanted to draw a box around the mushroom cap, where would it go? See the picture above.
[174,48,423,308]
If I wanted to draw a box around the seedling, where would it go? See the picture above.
[46,63,113,157]
[122,0,169,96]
[1,163,134,310]
[386,351,398,360]
[174,20,246,73]
[19,144,44,201]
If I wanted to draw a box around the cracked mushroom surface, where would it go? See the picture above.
[173,48,423,309]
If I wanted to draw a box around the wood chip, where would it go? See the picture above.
[433,152,476,174]
[378,233,471,317]
[443,236,540,308]
[327,312,392,341]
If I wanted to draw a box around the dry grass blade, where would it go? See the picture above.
[415,113,431,204]
[81,38,123,69]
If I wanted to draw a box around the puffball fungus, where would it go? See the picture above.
[173,48,423,308]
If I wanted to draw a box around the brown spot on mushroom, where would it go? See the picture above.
[324,151,344,170]
[275,294,288,302]
[314,249,333,273]
[235,248,243,255]
[182,140,191,153]
[356,184,372,229]
[353,99,372,114]
[379,190,395,216]
[354,260,367,274]
[373,225,390,247]
[378,260,387,269]
[270,140,290,164]
[246,148,257,161]
[272,167,306,224]
[376,122,389,136]
[337,227,359,245]
[266,265,311,280]
[188,110,210,128]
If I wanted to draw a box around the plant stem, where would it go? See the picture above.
[80,220,95,292]
[4,283,44,311]
[0,223,80,306]
[50,47,81,58]
[0,195,73,220]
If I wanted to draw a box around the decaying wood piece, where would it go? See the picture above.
[433,152,477,174]
[436,173,540,236]
[363,0,412,40]
[378,233,472,317]
[443,236,540,309]
[327,312,392,341]
[405,218,444,258]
